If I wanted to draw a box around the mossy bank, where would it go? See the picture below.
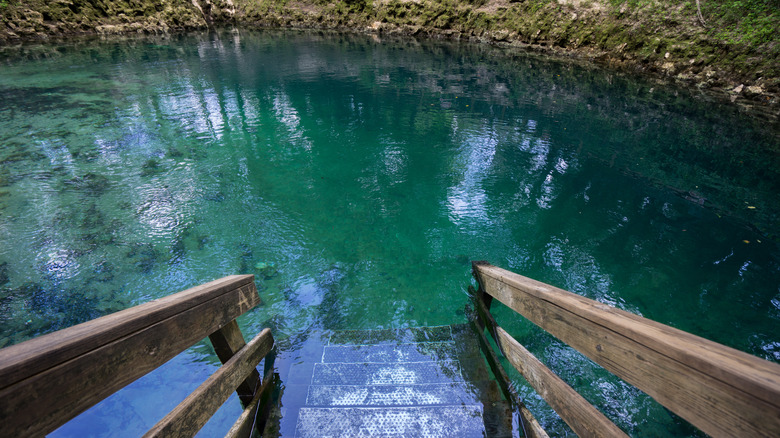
[0,0,778,114]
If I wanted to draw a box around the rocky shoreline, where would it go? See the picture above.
[0,0,778,117]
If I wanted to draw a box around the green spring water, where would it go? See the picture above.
[0,29,778,436]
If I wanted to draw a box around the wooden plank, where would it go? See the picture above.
[225,369,276,438]
[144,328,274,438]
[209,319,261,406]
[496,327,629,438]
[0,274,255,390]
[225,388,261,438]
[0,279,260,437]
[473,262,780,437]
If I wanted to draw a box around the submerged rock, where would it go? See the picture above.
[126,243,160,274]
[0,262,8,287]
[255,261,279,279]
[140,158,163,177]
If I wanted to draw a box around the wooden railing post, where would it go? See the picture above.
[209,319,261,406]
[472,261,502,357]
[224,340,279,438]
[469,263,550,438]
[254,344,278,435]
[466,297,549,438]
[472,260,494,311]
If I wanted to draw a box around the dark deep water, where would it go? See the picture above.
[0,29,778,436]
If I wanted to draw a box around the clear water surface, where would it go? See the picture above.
[0,29,778,436]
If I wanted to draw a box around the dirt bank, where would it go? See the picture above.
[0,0,778,115]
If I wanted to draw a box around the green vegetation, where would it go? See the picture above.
[604,0,778,47]
[706,0,778,46]
[0,0,777,101]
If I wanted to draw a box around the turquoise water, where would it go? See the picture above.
[0,29,778,436]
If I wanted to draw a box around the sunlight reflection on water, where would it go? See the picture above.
[0,29,776,437]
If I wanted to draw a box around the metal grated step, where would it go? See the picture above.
[294,405,485,438]
[328,326,454,346]
[311,361,464,386]
[322,341,458,363]
[305,383,482,407]
[279,325,513,437]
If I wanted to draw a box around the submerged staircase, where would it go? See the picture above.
[270,325,514,437]
[5,265,779,437]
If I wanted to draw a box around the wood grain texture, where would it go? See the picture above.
[0,275,254,389]
[474,262,780,437]
[209,319,261,405]
[225,369,276,438]
[0,276,259,437]
[225,394,260,438]
[144,328,274,438]
[496,327,629,438]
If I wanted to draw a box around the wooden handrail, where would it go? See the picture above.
[471,281,626,437]
[472,261,780,438]
[0,275,275,437]
[144,328,274,437]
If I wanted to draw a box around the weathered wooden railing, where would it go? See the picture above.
[471,261,780,438]
[0,274,275,437]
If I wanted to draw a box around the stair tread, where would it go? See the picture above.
[305,382,482,406]
[328,326,454,346]
[311,361,464,386]
[322,341,458,363]
[295,405,485,438]
[276,325,517,437]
